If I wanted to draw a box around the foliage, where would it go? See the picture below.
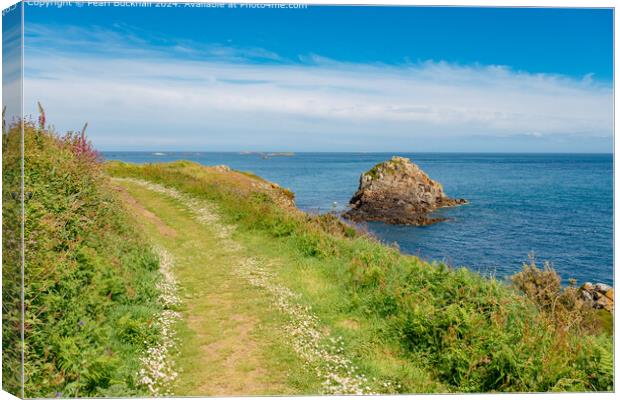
[4,119,163,397]
[2,117,23,395]
[107,160,614,393]
[511,257,603,334]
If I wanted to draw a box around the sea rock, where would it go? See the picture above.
[580,282,614,312]
[343,156,467,226]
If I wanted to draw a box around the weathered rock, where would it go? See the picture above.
[580,282,614,312]
[595,283,613,294]
[580,290,593,302]
[582,282,594,292]
[343,156,467,226]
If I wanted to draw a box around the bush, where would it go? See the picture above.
[511,257,601,335]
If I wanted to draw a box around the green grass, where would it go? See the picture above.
[4,122,166,397]
[107,160,614,393]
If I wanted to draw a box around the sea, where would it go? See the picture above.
[103,152,614,285]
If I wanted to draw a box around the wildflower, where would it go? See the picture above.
[137,247,180,396]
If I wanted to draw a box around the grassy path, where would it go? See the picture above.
[114,178,320,396]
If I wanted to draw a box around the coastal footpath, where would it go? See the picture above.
[3,120,613,396]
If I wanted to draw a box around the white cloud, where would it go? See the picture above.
[22,24,613,151]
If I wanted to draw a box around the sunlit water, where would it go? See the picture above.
[104,152,613,285]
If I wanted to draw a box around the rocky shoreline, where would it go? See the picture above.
[343,156,467,226]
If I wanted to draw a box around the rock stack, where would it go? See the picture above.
[343,156,467,226]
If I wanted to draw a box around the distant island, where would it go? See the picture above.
[239,151,295,159]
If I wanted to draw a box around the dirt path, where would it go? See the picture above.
[113,177,388,396]
[113,179,304,396]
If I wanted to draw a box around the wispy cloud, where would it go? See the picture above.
[23,24,612,152]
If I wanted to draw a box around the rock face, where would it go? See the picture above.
[580,282,614,312]
[343,156,467,225]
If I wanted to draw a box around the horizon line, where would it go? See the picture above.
[98,150,614,155]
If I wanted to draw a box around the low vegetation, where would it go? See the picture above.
[3,119,167,397]
[107,159,613,393]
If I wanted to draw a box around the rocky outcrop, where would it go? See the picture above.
[343,156,467,225]
[580,282,614,312]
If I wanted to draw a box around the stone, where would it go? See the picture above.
[595,283,613,294]
[593,295,610,311]
[581,282,594,292]
[343,156,467,225]
[580,290,593,302]
[580,282,614,312]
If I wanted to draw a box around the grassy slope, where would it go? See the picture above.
[12,123,166,397]
[106,160,613,393]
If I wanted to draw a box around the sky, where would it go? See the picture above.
[13,3,615,152]
[2,2,21,125]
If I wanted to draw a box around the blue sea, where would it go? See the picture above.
[103,152,613,285]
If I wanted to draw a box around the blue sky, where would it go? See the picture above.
[19,3,614,152]
[2,2,21,124]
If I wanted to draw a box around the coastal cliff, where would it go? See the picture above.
[344,156,467,225]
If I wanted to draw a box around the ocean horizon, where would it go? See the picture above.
[103,151,613,285]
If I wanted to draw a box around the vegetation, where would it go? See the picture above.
[2,111,613,395]
[2,113,23,396]
[107,160,613,393]
[3,119,166,397]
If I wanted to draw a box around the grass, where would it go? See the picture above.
[3,121,168,397]
[107,159,614,393]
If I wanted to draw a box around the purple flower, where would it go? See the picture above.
[55,392,62,398]
[78,320,85,327]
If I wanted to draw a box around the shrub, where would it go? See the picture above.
[511,257,600,335]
